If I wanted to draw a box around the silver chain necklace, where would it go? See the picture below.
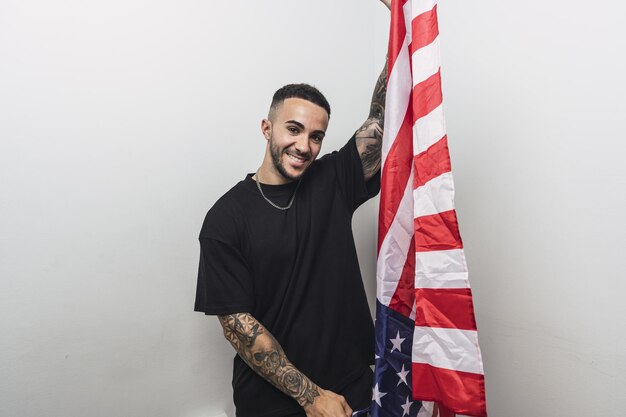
[254,171,301,210]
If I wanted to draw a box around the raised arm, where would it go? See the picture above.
[355,0,391,181]
[355,60,387,181]
[218,313,352,417]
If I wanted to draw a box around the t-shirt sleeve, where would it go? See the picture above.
[325,134,381,212]
[194,203,255,315]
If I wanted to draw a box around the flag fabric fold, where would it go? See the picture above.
[372,1,487,416]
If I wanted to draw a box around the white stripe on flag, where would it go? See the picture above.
[413,326,484,374]
[409,297,417,321]
[411,0,437,19]
[415,249,469,289]
[414,172,456,218]
[413,104,446,154]
[376,168,415,306]
[411,37,441,87]
[381,38,412,173]
[416,401,435,417]
[403,0,413,40]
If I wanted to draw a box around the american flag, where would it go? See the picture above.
[372,1,487,416]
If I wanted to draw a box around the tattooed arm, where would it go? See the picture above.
[355,0,390,181]
[218,313,352,417]
[355,58,388,181]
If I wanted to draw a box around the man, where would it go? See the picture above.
[195,2,391,416]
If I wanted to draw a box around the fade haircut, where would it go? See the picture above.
[268,83,331,121]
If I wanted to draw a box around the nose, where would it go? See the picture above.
[293,134,310,155]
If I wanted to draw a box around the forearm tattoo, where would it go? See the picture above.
[356,57,388,179]
[218,313,320,407]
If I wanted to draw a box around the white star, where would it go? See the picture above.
[372,383,387,407]
[400,395,413,416]
[396,364,410,386]
[390,330,406,353]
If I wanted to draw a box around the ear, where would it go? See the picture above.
[261,119,272,141]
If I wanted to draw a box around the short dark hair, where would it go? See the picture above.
[269,83,331,119]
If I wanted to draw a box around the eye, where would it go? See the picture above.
[311,135,323,143]
[287,126,299,134]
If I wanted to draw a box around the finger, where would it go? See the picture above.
[340,398,352,417]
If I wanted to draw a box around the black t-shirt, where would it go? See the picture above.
[195,136,380,417]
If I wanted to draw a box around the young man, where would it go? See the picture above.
[195,3,391,416]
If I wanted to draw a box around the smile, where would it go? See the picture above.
[286,153,308,164]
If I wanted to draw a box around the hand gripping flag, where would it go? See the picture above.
[372,1,487,416]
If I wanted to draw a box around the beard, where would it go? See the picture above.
[269,139,310,182]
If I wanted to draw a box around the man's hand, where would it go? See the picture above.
[380,0,391,10]
[303,388,353,417]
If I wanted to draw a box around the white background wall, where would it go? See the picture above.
[1,1,624,416]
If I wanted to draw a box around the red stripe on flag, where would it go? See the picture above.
[377,105,413,251]
[413,135,451,189]
[434,403,456,417]
[414,210,463,252]
[412,363,487,417]
[412,70,443,124]
[410,5,440,55]
[387,0,408,81]
[414,288,478,331]
[388,239,416,318]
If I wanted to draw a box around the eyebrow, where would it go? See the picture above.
[284,120,326,136]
